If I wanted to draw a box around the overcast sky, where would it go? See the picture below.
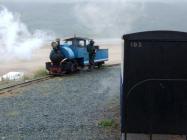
[0,0,186,3]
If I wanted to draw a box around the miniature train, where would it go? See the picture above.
[46,37,108,75]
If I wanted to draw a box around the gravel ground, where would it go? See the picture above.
[0,66,120,140]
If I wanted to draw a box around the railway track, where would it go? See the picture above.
[0,76,53,95]
[0,63,120,95]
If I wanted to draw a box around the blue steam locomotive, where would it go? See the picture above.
[46,37,108,75]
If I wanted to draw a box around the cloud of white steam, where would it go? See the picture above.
[74,2,145,38]
[0,6,54,61]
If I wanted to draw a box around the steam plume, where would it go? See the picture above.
[0,6,54,61]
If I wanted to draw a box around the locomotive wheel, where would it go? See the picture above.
[67,61,78,73]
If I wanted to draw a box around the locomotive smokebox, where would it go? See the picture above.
[50,49,64,64]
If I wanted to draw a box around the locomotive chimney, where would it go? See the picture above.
[56,38,61,46]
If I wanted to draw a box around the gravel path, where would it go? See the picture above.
[0,66,120,140]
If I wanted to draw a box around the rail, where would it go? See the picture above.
[0,76,53,95]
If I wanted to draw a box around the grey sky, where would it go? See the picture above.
[1,0,187,38]
[0,0,185,3]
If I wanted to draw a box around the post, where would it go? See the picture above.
[150,134,152,140]
[121,133,126,140]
